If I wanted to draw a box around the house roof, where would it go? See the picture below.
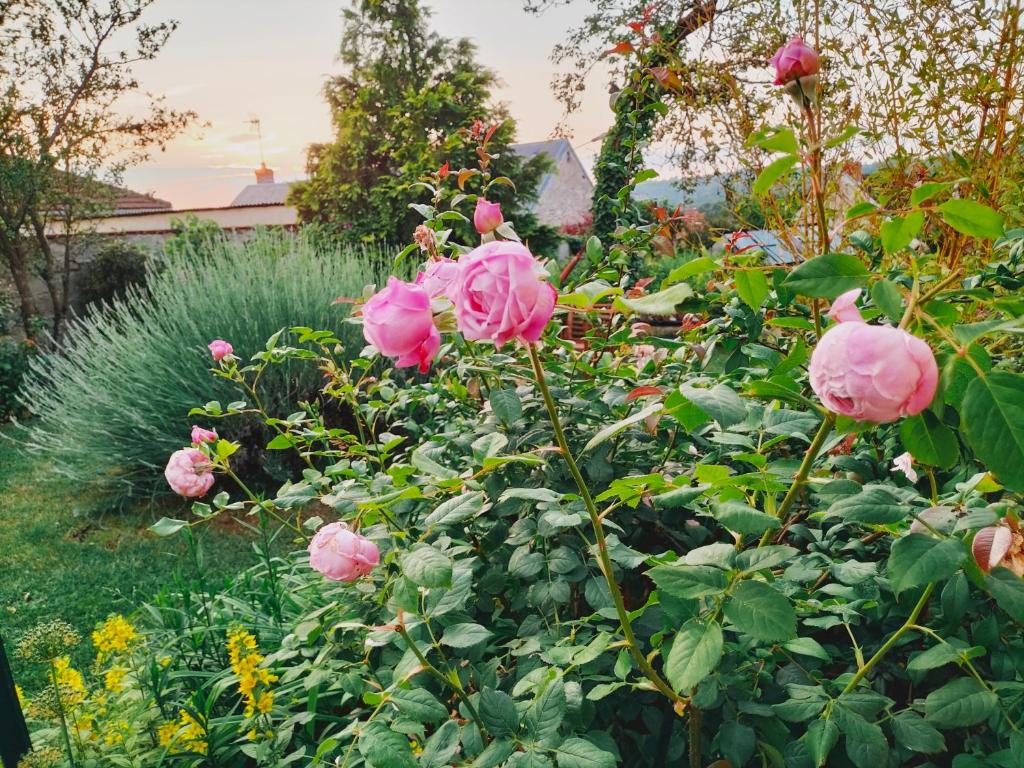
[110,189,173,214]
[230,181,293,207]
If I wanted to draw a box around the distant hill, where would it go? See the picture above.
[634,175,729,208]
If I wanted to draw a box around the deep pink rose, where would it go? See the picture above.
[770,37,820,85]
[416,258,459,299]
[474,199,503,235]
[809,289,938,423]
[308,522,380,582]
[451,241,556,347]
[190,426,218,445]
[208,339,233,362]
[164,448,215,498]
[362,277,440,373]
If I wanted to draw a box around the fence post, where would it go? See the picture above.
[0,633,31,767]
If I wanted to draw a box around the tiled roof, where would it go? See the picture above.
[111,189,172,214]
[230,182,293,207]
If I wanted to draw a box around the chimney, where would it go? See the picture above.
[255,163,274,184]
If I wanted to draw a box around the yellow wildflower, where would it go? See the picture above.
[104,666,128,693]
[92,615,139,659]
[16,684,26,707]
[158,721,178,747]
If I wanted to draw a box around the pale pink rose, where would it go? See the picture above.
[362,277,441,373]
[164,448,215,498]
[190,426,218,445]
[208,339,233,362]
[828,288,864,323]
[308,522,381,582]
[474,198,503,234]
[973,524,1024,576]
[416,258,460,299]
[809,289,938,423]
[451,241,556,347]
[770,37,820,85]
[892,451,918,483]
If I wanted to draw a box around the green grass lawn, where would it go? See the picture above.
[0,425,258,692]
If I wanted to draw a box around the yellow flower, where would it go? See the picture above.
[104,666,128,693]
[92,615,139,658]
[158,656,172,668]
[158,721,178,747]
[225,627,276,729]
[255,691,273,715]
[15,684,26,707]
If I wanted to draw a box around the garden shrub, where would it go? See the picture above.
[0,336,36,421]
[18,229,392,501]
[76,241,150,308]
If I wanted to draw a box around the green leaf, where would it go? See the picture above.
[490,388,522,425]
[833,706,888,768]
[986,567,1024,624]
[880,211,924,255]
[529,678,565,742]
[425,492,487,527]
[392,688,448,725]
[910,181,952,206]
[900,412,960,469]
[735,545,797,574]
[649,564,729,600]
[471,740,517,768]
[888,534,966,594]
[937,199,1004,239]
[678,383,746,428]
[266,433,295,450]
[724,580,796,642]
[664,257,718,286]
[890,711,945,754]
[734,269,771,309]
[359,721,417,768]
[713,501,781,537]
[870,279,904,323]
[615,283,694,316]
[718,721,756,768]
[582,403,663,453]
[479,689,519,738]
[554,738,616,768]
[924,678,997,728]
[150,517,188,537]
[824,124,860,149]
[401,544,453,588]
[753,155,798,196]
[745,125,799,155]
[782,253,869,299]
[441,623,493,649]
[804,718,839,767]
[962,372,1024,491]
[829,486,909,524]
[419,720,461,768]
[665,619,723,692]
[783,637,830,661]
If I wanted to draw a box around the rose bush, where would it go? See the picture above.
[15,34,1024,768]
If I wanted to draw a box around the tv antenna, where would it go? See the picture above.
[247,116,266,166]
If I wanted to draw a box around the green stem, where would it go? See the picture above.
[395,624,488,741]
[527,344,684,706]
[50,661,77,768]
[688,705,702,768]
[760,413,836,545]
[839,583,935,696]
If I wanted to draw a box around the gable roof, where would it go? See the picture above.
[512,139,592,201]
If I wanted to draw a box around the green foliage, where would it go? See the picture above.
[18,230,393,501]
[289,0,555,251]
[0,337,35,421]
[77,241,150,307]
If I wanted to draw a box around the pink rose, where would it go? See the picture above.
[190,425,217,445]
[362,277,440,373]
[973,523,1024,576]
[164,448,215,498]
[451,241,556,347]
[474,198,503,235]
[770,37,820,85]
[809,289,938,423]
[416,258,460,299]
[308,522,380,582]
[208,339,233,362]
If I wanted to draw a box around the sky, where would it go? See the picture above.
[120,0,614,209]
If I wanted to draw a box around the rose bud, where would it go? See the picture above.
[308,522,381,582]
[450,241,556,347]
[362,277,441,373]
[809,289,938,423]
[164,448,215,498]
[973,523,1024,576]
[208,339,233,362]
[770,37,821,104]
[474,198,504,235]
[190,426,218,445]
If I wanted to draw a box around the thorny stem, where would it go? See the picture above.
[527,343,686,708]
[839,583,935,697]
[760,412,836,546]
[395,622,488,741]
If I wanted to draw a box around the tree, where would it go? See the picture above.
[0,0,194,340]
[290,0,555,251]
